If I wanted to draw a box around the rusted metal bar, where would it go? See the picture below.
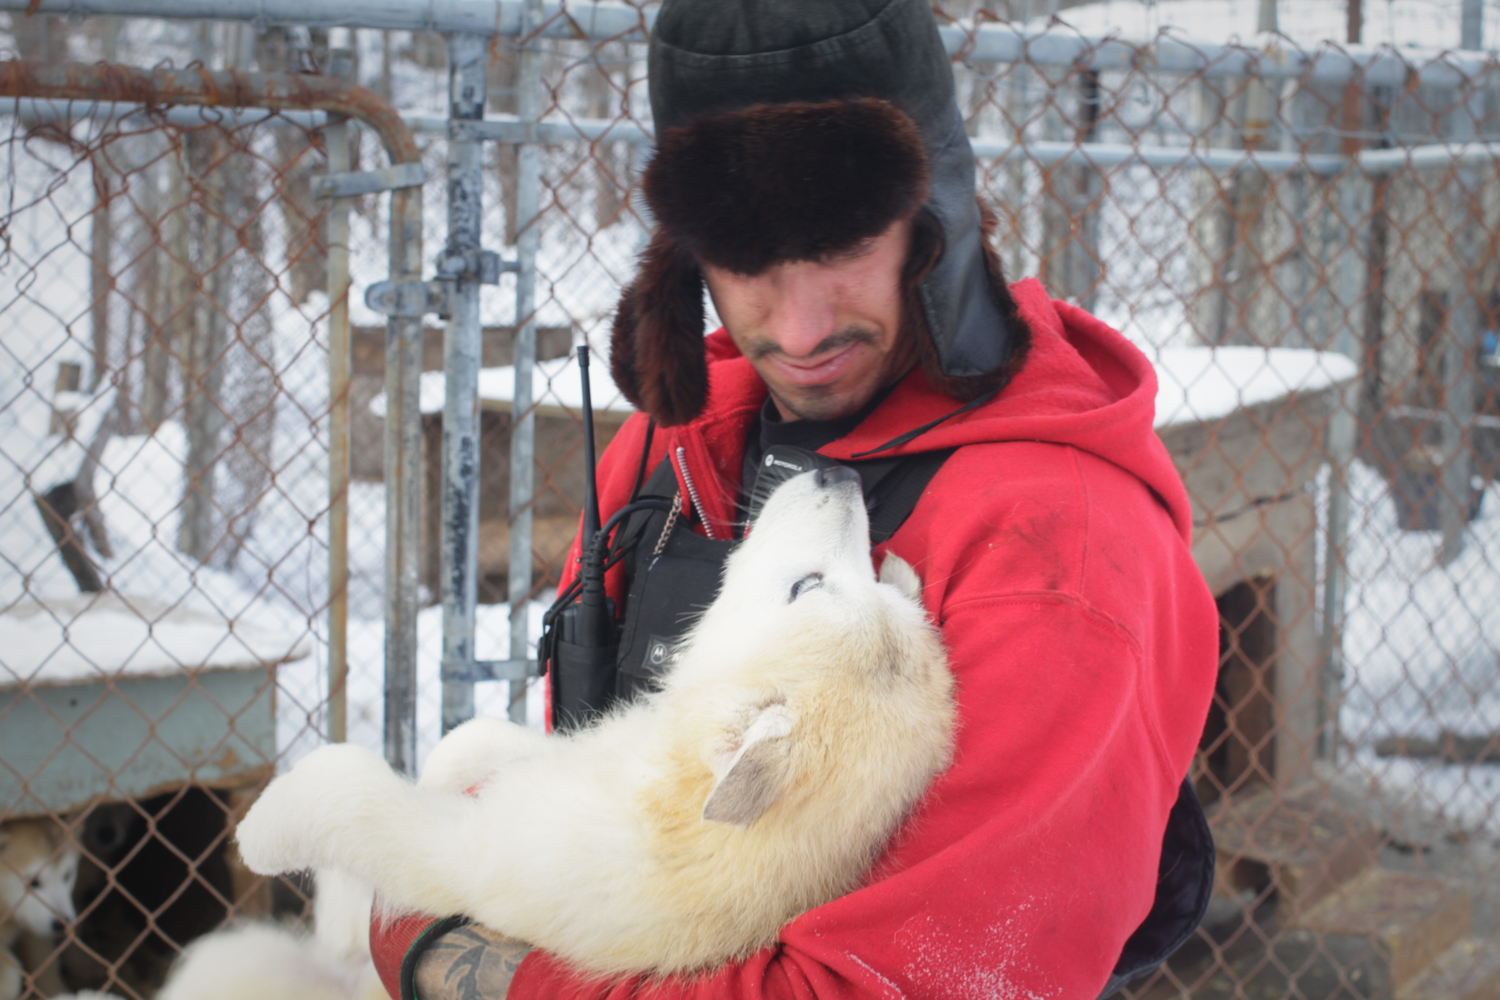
[0,61,417,163]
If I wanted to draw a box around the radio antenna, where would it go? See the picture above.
[545,343,639,730]
[578,345,602,556]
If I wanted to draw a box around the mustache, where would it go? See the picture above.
[740,327,878,362]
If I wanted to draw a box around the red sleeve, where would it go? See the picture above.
[369,911,443,1000]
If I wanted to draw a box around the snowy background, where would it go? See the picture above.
[0,0,1497,836]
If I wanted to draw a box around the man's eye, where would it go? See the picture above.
[824,239,877,264]
[789,573,824,601]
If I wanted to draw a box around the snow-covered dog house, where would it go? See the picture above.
[0,593,309,914]
[1153,347,1357,804]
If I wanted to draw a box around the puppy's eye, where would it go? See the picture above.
[29,876,41,889]
[789,573,824,602]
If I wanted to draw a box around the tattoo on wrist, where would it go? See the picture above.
[415,924,532,1000]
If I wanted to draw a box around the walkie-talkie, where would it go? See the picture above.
[548,346,620,730]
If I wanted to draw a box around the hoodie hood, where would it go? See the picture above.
[675,279,1193,542]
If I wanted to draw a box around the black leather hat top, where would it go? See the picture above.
[647,0,1019,379]
[653,0,889,57]
[650,0,951,141]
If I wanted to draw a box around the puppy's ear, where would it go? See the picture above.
[609,227,707,427]
[878,553,923,602]
[703,705,794,827]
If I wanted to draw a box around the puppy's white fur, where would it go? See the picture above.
[0,818,78,1000]
[238,469,954,976]
[156,871,387,1000]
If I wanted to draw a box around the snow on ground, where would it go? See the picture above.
[1342,463,1500,744]
[1340,460,1500,835]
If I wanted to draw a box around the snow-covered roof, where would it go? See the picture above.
[369,355,636,420]
[1152,346,1358,428]
[0,592,312,689]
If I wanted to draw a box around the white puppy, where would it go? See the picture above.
[0,818,78,1000]
[237,467,954,977]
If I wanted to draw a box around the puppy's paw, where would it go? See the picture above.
[235,786,307,875]
[236,743,390,875]
[878,553,923,603]
[420,716,545,792]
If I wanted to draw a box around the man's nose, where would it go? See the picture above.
[763,266,837,358]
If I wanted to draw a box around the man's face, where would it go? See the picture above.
[701,217,916,422]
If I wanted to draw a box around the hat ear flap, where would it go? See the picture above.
[609,228,707,427]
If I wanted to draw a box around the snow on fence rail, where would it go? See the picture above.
[1,6,1499,998]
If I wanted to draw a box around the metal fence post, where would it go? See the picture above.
[1318,164,1367,761]
[1038,65,1100,310]
[1439,72,1483,566]
[1439,230,1479,567]
[325,110,351,743]
[385,187,425,777]
[507,0,544,727]
[440,31,488,735]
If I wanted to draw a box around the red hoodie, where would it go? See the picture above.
[374,279,1218,999]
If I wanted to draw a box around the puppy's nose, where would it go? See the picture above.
[50,918,64,936]
[815,465,859,489]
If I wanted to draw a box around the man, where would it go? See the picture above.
[371,0,1219,996]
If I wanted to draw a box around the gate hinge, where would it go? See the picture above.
[366,251,518,319]
[436,248,516,285]
[365,279,454,318]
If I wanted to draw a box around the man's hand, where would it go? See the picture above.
[415,922,532,1000]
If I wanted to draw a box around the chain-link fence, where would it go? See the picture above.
[0,98,342,995]
[0,49,433,996]
[3,5,1500,998]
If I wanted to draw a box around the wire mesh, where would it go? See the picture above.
[0,69,383,996]
[0,6,1499,998]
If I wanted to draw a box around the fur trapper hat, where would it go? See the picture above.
[611,0,1030,427]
